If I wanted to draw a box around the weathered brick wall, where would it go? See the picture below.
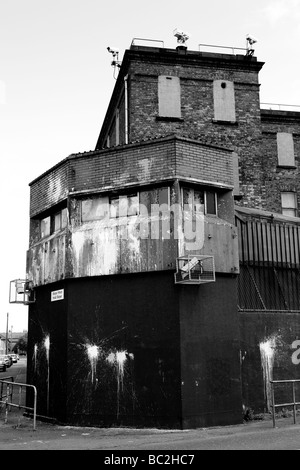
[175,139,233,187]
[259,111,300,214]
[29,161,69,217]
[126,53,300,213]
[29,136,233,217]
[126,52,265,210]
[128,56,262,148]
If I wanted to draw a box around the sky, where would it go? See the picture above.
[1,0,300,333]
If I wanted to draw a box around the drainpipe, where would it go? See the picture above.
[124,74,129,144]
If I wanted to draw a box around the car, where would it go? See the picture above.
[0,357,6,372]
[9,354,18,363]
[4,355,12,367]
[0,355,11,369]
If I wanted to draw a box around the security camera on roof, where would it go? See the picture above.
[246,34,258,45]
[107,46,119,56]
[173,28,190,44]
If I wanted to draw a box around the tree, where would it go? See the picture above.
[13,335,27,354]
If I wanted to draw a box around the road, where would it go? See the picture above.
[0,355,27,383]
[1,358,300,450]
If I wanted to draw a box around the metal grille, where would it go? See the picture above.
[236,213,300,311]
[238,265,300,311]
[174,255,215,285]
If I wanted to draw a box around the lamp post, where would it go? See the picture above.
[5,312,9,354]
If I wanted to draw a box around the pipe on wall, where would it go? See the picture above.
[124,74,128,144]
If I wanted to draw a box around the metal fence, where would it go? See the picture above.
[270,379,300,428]
[236,214,300,311]
[0,379,37,430]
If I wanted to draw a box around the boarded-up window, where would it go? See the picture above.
[277,132,295,167]
[81,197,109,221]
[213,80,236,122]
[281,192,297,217]
[158,76,181,118]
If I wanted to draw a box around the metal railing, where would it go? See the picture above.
[198,43,247,55]
[0,379,37,430]
[270,379,300,428]
[131,38,164,48]
[261,103,300,112]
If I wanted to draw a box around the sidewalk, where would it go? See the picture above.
[0,407,300,450]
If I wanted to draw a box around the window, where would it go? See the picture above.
[40,216,50,239]
[52,208,67,233]
[40,208,67,239]
[158,76,181,118]
[281,192,297,217]
[110,193,139,218]
[213,80,236,122]
[182,187,217,215]
[205,190,217,215]
[81,197,109,222]
[277,133,295,167]
[232,152,240,196]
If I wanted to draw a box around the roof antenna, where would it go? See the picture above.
[107,46,121,79]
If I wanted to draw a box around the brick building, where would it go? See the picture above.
[17,39,300,428]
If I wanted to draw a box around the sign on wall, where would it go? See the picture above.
[51,289,64,302]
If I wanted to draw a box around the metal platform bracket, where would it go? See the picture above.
[174,255,215,284]
[9,279,35,304]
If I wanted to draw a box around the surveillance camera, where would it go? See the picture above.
[173,28,190,44]
[107,46,119,56]
[246,34,257,45]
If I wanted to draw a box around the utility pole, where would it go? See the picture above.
[5,312,9,354]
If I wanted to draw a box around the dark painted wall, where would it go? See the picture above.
[26,280,68,421]
[179,275,243,428]
[66,271,182,428]
[240,312,300,414]
[27,272,183,428]
[26,271,244,428]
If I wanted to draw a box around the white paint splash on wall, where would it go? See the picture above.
[116,351,127,392]
[106,350,134,418]
[259,335,277,411]
[33,344,38,372]
[44,335,50,415]
[44,335,50,363]
[86,344,99,383]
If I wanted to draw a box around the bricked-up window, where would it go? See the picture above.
[281,192,298,217]
[158,76,181,118]
[40,208,67,238]
[181,187,217,215]
[110,194,139,218]
[213,80,236,122]
[277,132,295,167]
